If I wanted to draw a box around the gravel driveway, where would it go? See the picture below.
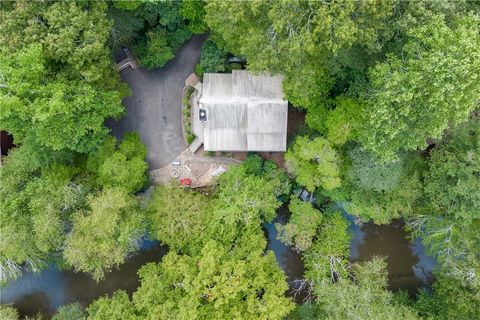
[108,35,207,170]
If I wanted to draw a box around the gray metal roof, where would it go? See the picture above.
[200,71,288,152]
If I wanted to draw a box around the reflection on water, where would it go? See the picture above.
[0,240,166,319]
[349,221,436,295]
[264,205,306,302]
[2,205,438,318]
[266,204,437,300]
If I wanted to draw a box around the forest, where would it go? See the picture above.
[0,0,479,319]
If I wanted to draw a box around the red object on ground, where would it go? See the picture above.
[180,178,191,186]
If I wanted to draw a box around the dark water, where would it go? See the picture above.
[264,205,306,301]
[265,204,437,299]
[2,205,437,318]
[349,219,436,295]
[0,241,166,319]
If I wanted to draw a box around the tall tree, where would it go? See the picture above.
[313,259,421,319]
[276,199,323,252]
[408,117,480,289]
[285,136,341,193]
[205,0,395,109]
[63,188,145,281]
[88,291,137,320]
[132,241,294,319]
[0,44,124,153]
[180,0,208,34]
[87,133,148,193]
[0,144,82,283]
[333,147,423,224]
[0,1,126,153]
[147,183,211,254]
[358,14,480,160]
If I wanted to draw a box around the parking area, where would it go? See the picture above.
[108,35,207,170]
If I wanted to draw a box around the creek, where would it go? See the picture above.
[0,241,166,319]
[265,204,437,300]
[1,206,436,318]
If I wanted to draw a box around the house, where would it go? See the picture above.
[191,70,288,152]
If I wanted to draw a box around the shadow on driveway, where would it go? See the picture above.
[108,35,207,170]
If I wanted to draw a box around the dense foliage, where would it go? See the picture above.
[0,1,125,153]
[107,0,200,69]
[1,1,479,319]
[87,158,294,319]
[0,133,148,283]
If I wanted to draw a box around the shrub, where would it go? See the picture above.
[199,38,227,73]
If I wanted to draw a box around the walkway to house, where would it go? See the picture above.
[150,149,241,187]
[108,35,207,170]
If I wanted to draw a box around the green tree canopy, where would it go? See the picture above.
[87,133,148,193]
[358,14,480,160]
[285,136,341,192]
[63,188,145,281]
[276,198,323,252]
[303,210,351,284]
[205,0,395,110]
[408,117,480,289]
[0,1,115,83]
[147,183,211,254]
[329,147,423,224]
[180,0,208,34]
[52,302,85,320]
[0,305,19,320]
[132,241,294,319]
[0,44,124,153]
[313,259,421,320]
[211,164,281,246]
[415,274,480,320]
[130,1,193,69]
[88,290,136,320]
[0,145,83,283]
[198,38,227,73]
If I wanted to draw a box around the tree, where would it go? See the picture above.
[87,290,137,320]
[285,136,341,192]
[313,259,420,319]
[205,0,395,110]
[408,117,480,289]
[133,27,175,69]
[325,97,364,146]
[63,188,145,281]
[180,0,208,34]
[0,305,19,320]
[111,1,142,11]
[0,1,116,84]
[0,144,83,283]
[276,199,322,252]
[40,1,114,83]
[0,44,124,153]
[212,164,281,245]
[303,210,351,284]
[332,147,423,224]
[131,1,193,69]
[132,241,294,319]
[87,133,148,193]
[199,38,227,73]
[147,183,211,254]
[108,7,144,48]
[358,14,480,160]
[423,120,480,222]
[242,154,291,198]
[52,302,85,320]
[415,274,480,320]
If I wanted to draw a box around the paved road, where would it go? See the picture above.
[108,35,207,170]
